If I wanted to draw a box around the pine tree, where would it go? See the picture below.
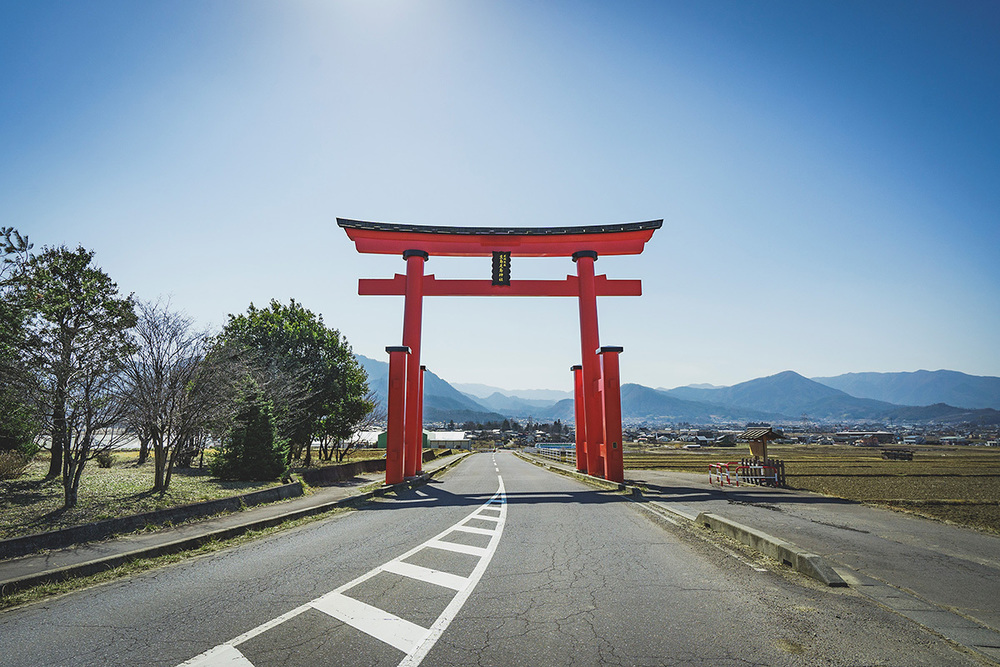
[210,378,288,481]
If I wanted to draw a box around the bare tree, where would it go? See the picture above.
[122,300,232,492]
[317,389,384,463]
[60,365,132,507]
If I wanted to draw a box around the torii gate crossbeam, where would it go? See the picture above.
[340,218,662,485]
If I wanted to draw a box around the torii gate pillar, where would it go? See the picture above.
[401,250,428,478]
[599,346,625,483]
[574,251,605,477]
[571,364,586,473]
[384,346,409,485]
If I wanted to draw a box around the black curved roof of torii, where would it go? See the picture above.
[337,218,663,236]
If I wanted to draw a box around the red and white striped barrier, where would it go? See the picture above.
[709,462,739,486]
[710,462,780,487]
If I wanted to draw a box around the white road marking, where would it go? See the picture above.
[379,560,469,591]
[425,539,488,557]
[311,591,428,653]
[180,644,256,667]
[179,473,507,667]
[178,604,314,666]
[398,475,507,667]
[453,524,496,535]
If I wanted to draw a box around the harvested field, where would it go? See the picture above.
[624,443,1000,534]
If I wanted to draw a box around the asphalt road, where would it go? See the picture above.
[630,467,1000,639]
[0,452,982,666]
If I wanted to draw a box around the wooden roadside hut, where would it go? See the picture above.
[738,426,786,487]
[740,426,781,461]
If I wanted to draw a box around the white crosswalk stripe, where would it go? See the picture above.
[310,591,429,654]
[379,560,470,591]
[425,539,489,556]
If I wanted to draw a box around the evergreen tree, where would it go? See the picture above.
[219,299,372,464]
[14,245,136,504]
[210,378,288,481]
[0,228,39,457]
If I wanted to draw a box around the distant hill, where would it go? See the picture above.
[354,355,503,423]
[880,403,1000,425]
[465,392,560,418]
[813,370,1000,411]
[664,371,898,420]
[619,384,780,423]
[660,383,723,391]
[452,382,572,402]
[356,355,1000,426]
[660,370,1000,423]
[536,384,781,423]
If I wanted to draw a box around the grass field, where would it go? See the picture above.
[0,452,282,540]
[0,448,391,541]
[624,443,1000,534]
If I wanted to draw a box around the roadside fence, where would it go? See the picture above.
[710,458,786,487]
[526,446,576,465]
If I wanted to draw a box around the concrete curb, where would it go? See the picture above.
[514,452,644,497]
[696,512,847,587]
[0,482,305,561]
[0,453,472,598]
[516,451,846,588]
[647,500,700,523]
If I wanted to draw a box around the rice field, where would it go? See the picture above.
[624,443,1000,534]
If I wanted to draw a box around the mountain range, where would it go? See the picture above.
[812,370,1000,411]
[354,355,504,424]
[354,355,1000,426]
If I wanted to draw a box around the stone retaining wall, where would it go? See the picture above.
[298,450,452,486]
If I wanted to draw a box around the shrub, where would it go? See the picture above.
[210,380,288,481]
[0,390,41,456]
[17,440,40,459]
[0,450,29,480]
[96,451,114,468]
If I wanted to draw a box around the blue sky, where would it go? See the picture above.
[3,0,998,392]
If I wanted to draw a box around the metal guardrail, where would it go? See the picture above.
[525,447,576,464]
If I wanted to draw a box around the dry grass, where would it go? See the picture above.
[0,451,281,540]
[624,443,1000,534]
[0,448,418,541]
[0,451,31,480]
[299,448,386,466]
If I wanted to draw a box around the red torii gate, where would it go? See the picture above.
[339,218,661,485]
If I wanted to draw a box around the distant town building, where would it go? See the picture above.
[426,431,471,450]
[834,431,895,445]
